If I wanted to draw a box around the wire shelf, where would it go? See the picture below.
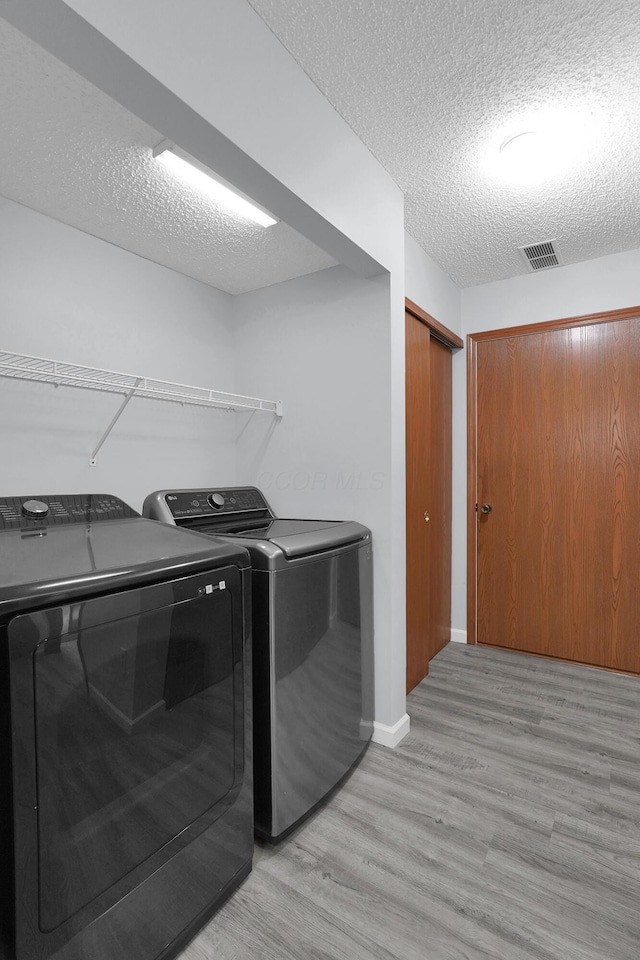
[0,350,282,463]
[0,351,282,414]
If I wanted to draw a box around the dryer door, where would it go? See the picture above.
[8,565,245,959]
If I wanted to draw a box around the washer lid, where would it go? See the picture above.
[231,518,369,558]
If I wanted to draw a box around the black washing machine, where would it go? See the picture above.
[143,487,374,842]
[0,494,253,960]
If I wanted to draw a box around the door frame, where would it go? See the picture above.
[466,304,640,645]
[406,298,464,350]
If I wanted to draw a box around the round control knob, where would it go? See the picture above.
[22,499,49,519]
[208,493,225,510]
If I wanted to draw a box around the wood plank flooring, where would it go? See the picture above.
[180,643,640,960]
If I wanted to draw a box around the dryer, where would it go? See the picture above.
[0,493,253,960]
[143,487,374,842]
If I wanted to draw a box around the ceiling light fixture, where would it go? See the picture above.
[500,129,540,157]
[153,142,277,228]
[498,129,553,185]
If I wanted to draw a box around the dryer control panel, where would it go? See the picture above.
[0,494,138,530]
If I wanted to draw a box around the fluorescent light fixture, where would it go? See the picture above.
[154,144,277,227]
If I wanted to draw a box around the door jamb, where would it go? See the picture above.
[466,304,640,645]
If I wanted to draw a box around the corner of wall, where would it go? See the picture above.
[372,713,410,749]
[404,232,461,336]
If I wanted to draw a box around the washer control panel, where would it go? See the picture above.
[164,488,269,520]
[0,495,138,530]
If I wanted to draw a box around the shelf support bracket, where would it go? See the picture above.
[90,380,140,465]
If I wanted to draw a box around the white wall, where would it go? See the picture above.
[0,196,237,509]
[404,232,461,336]
[453,246,640,633]
[462,247,640,335]
[233,266,403,728]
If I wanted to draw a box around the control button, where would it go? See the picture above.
[208,493,225,510]
[22,499,49,519]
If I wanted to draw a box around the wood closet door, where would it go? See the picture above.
[476,318,640,673]
[406,311,454,692]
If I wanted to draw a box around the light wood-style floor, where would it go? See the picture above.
[181,643,640,960]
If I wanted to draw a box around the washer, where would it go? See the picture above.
[143,486,374,842]
[0,493,253,960]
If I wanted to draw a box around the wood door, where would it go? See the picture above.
[406,303,460,692]
[474,315,640,673]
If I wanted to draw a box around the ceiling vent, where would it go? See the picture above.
[518,240,563,272]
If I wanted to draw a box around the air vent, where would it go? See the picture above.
[518,240,563,272]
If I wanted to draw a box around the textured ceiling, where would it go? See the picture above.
[0,18,336,296]
[247,0,640,286]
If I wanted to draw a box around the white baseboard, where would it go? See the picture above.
[450,628,467,644]
[372,712,410,748]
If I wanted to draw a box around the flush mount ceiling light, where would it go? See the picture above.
[500,130,541,159]
[493,108,594,188]
[153,141,277,227]
[498,129,555,185]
